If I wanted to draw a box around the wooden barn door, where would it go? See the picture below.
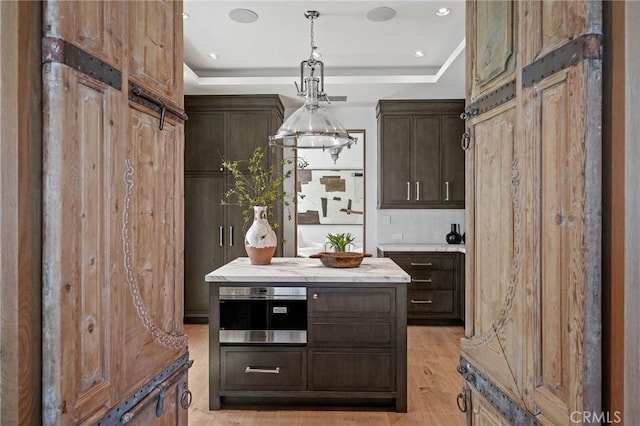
[460,1,602,424]
[42,1,190,424]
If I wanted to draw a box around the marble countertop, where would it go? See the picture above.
[377,243,466,254]
[205,257,410,283]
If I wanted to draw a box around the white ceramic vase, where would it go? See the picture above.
[244,206,277,264]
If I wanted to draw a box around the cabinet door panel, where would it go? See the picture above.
[225,111,271,164]
[413,116,441,204]
[309,350,394,391]
[379,116,412,207]
[184,176,225,322]
[224,181,250,262]
[441,115,466,204]
[184,111,224,172]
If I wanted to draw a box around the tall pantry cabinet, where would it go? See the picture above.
[184,95,284,323]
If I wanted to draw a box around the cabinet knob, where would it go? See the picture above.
[312,293,318,300]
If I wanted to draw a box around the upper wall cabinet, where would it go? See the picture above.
[377,100,465,209]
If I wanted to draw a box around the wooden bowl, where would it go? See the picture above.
[309,252,372,268]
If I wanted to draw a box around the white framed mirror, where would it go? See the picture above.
[295,130,365,256]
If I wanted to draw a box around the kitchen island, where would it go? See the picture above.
[205,257,410,412]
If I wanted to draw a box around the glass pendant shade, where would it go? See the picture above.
[268,10,356,162]
[269,100,357,162]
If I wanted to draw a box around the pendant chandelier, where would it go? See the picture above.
[268,10,357,163]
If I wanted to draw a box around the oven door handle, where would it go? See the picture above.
[245,366,280,374]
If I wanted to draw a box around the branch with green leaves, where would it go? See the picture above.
[221,146,304,226]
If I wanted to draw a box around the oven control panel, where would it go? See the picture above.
[219,286,307,300]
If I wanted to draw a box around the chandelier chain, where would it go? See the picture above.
[309,17,315,61]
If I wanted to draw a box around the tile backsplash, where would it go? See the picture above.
[377,209,465,245]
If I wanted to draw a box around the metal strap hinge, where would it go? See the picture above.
[522,33,602,87]
[465,80,516,118]
[458,356,538,425]
[42,37,122,90]
[94,353,193,425]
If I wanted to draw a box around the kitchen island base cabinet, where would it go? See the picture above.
[206,257,409,412]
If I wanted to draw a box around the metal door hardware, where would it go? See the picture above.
[466,80,516,117]
[461,132,471,151]
[95,353,193,425]
[456,386,468,412]
[522,33,602,88]
[458,356,538,425]
[129,83,188,130]
[43,37,122,90]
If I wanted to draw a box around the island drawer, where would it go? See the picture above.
[308,349,395,391]
[408,290,454,313]
[308,319,395,348]
[220,347,306,391]
[388,253,454,271]
[308,287,395,318]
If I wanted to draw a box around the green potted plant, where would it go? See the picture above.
[326,232,355,252]
[221,146,296,264]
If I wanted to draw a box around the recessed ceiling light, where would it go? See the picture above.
[414,51,425,58]
[366,7,396,22]
[436,7,451,17]
[208,53,219,60]
[228,8,258,24]
[182,12,190,20]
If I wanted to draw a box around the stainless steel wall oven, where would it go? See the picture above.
[218,286,307,344]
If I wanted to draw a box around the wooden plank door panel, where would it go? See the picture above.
[43,0,123,68]
[122,108,186,396]
[42,64,120,424]
[469,0,516,100]
[128,0,183,103]
[43,1,189,423]
[463,1,602,424]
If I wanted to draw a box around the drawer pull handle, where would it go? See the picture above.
[245,367,280,374]
[411,279,433,283]
[410,262,433,267]
[411,299,433,304]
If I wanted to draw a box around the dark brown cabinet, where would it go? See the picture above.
[209,282,407,412]
[377,100,465,209]
[378,250,464,325]
[184,95,284,323]
[307,287,398,393]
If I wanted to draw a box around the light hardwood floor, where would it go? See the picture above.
[185,324,465,425]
